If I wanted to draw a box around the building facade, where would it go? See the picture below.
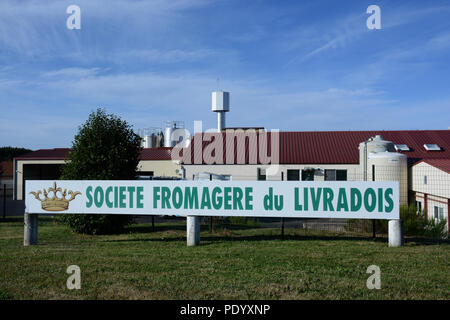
[13,129,450,233]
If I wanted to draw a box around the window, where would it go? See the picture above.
[424,175,427,185]
[257,168,266,181]
[325,170,336,181]
[415,200,422,214]
[424,144,441,151]
[325,169,347,181]
[137,171,154,180]
[287,169,300,181]
[394,144,410,151]
[301,169,314,181]
[434,206,444,220]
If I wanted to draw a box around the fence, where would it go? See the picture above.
[0,184,24,219]
[182,164,449,239]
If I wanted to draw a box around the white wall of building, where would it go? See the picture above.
[411,162,449,232]
[183,164,361,181]
[411,162,450,199]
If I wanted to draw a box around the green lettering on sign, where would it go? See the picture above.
[94,186,104,208]
[172,187,183,209]
[105,186,113,208]
[212,187,223,210]
[184,187,199,209]
[364,188,376,212]
[351,188,362,211]
[233,188,243,210]
[310,188,322,211]
[201,187,212,209]
[127,186,135,208]
[245,187,253,210]
[294,188,302,211]
[384,188,394,213]
[119,186,126,208]
[161,187,171,209]
[137,187,144,209]
[323,188,334,211]
[336,188,349,212]
[224,187,232,210]
[86,186,93,208]
[153,187,160,209]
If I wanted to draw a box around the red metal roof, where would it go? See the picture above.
[413,159,450,174]
[14,148,71,160]
[13,130,450,166]
[14,147,173,161]
[139,147,173,160]
[180,130,450,165]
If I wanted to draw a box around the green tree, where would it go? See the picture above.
[60,108,142,234]
[0,147,32,162]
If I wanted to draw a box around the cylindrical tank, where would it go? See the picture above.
[366,135,395,153]
[164,121,184,147]
[155,132,164,148]
[139,128,162,148]
[142,135,151,148]
[368,151,408,205]
[359,135,396,180]
[164,125,174,147]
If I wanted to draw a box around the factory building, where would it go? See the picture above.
[12,91,450,232]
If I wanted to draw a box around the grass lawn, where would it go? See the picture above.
[0,216,449,300]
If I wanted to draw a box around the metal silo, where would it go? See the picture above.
[164,121,185,147]
[359,135,408,205]
[368,152,408,205]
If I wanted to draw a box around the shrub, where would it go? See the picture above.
[400,204,448,239]
[400,205,427,237]
[424,218,448,240]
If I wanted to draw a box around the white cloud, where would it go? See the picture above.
[0,0,216,58]
[42,67,102,78]
[429,32,450,50]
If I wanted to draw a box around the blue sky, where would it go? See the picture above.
[0,0,449,150]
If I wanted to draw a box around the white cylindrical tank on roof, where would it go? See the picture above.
[359,135,396,180]
[164,121,184,147]
[164,125,174,147]
[359,135,408,205]
[140,128,163,148]
[142,135,151,148]
[368,151,408,205]
[366,135,395,153]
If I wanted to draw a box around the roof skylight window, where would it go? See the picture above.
[424,144,441,151]
[395,144,410,151]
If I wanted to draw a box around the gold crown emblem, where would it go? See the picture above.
[30,182,81,211]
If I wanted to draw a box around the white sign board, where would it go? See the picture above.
[25,180,399,219]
